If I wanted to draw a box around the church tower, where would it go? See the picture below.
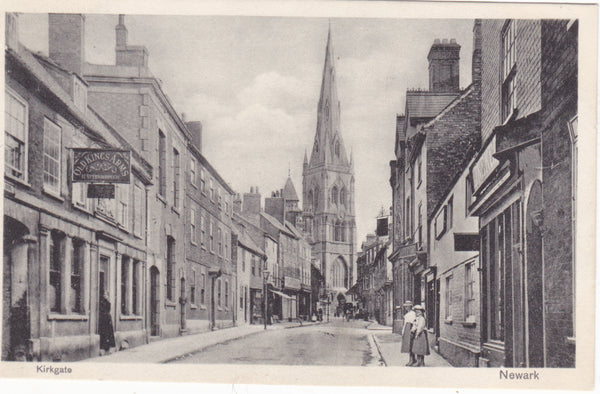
[303,25,356,309]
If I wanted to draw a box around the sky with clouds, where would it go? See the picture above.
[17,14,474,245]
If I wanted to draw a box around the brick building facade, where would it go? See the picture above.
[468,19,577,367]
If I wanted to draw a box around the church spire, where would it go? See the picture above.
[308,23,349,169]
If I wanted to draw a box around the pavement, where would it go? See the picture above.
[372,331,451,367]
[85,320,322,364]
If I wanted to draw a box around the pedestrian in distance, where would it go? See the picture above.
[411,304,430,367]
[400,300,417,366]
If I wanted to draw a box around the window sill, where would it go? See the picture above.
[191,241,198,247]
[217,307,223,311]
[72,202,92,214]
[444,319,453,325]
[5,174,31,189]
[43,188,64,202]
[172,206,181,216]
[199,304,207,310]
[48,313,88,321]
[156,193,167,205]
[190,304,198,310]
[120,315,143,321]
[566,336,576,345]
[164,300,177,308]
[461,321,476,328]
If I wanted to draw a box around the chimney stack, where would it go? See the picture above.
[116,14,127,48]
[5,13,19,49]
[115,14,149,68]
[472,20,482,84]
[427,38,461,93]
[49,13,86,75]
[243,187,261,215]
[185,121,203,153]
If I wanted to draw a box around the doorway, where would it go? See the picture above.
[526,181,544,367]
[150,267,160,336]
[98,255,111,333]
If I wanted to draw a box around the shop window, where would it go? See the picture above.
[71,239,84,314]
[166,237,175,302]
[121,256,130,315]
[132,260,140,315]
[49,231,64,313]
[465,262,476,322]
[5,89,28,181]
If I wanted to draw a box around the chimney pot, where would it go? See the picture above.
[434,38,441,44]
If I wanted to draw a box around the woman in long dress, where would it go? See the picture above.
[99,293,116,354]
[400,301,416,366]
[411,305,430,366]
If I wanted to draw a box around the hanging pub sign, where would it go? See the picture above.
[87,184,115,199]
[72,148,131,183]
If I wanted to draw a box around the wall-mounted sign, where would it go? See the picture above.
[72,149,131,183]
[471,136,499,193]
[87,184,115,199]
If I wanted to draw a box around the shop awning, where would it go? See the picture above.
[270,289,293,300]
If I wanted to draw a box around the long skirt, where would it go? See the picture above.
[412,330,430,356]
[99,312,116,351]
[400,323,413,353]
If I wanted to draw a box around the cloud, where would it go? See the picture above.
[238,71,316,114]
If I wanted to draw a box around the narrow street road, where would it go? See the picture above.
[170,319,383,366]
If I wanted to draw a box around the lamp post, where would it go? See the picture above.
[263,270,270,330]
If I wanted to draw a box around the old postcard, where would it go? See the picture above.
[0,0,596,392]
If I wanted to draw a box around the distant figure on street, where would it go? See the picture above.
[318,308,323,321]
[400,300,416,366]
[411,304,430,367]
[99,293,116,354]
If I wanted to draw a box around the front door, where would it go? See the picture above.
[150,267,160,336]
[98,255,110,334]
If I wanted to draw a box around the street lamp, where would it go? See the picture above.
[263,269,270,330]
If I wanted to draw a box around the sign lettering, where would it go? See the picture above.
[72,149,131,183]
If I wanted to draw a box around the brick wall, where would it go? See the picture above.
[480,20,541,143]
[426,85,481,220]
[540,19,577,368]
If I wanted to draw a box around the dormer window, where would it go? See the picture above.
[73,76,87,114]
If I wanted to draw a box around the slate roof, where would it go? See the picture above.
[282,176,299,201]
[232,222,265,258]
[406,91,459,119]
[260,212,294,237]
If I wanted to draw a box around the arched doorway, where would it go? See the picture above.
[150,267,160,336]
[526,181,544,367]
